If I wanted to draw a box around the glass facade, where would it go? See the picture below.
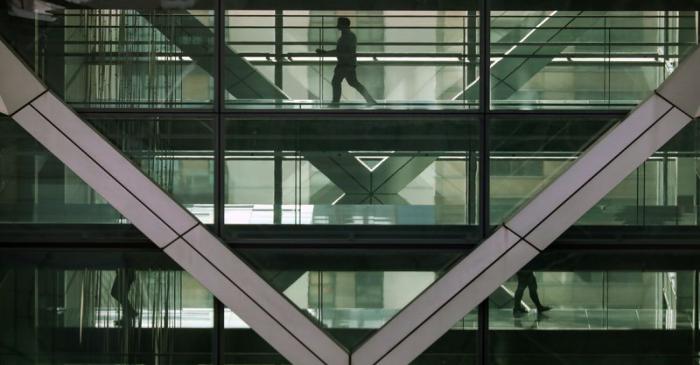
[0,0,699,364]
[490,11,697,109]
[224,117,479,226]
[223,10,480,108]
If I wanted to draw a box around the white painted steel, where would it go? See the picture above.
[525,108,692,249]
[376,242,539,365]
[0,40,46,115]
[656,47,700,117]
[3,36,349,364]
[506,94,672,237]
[164,239,328,365]
[12,106,179,247]
[31,92,199,236]
[351,226,521,365]
[0,95,7,115]
[182,225,348,364]
[353,45,699,365]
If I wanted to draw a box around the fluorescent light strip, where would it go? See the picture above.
[155,55,193,62]
[552,57,664,63]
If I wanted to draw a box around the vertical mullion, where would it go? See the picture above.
[213,1,225,365]
[477,2,491,365]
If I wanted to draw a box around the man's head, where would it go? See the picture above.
[336,17,351,30]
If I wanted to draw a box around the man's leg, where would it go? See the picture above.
[526,272,551,312]
[346,68,376,104]
[111,268,138,325]
[331,67,344,103]
[513,272,529,315]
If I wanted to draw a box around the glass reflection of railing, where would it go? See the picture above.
[490,12,697,109]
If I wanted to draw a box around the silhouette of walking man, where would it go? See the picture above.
[316,17,377,105]
[111,268,138,326]
[513,271,551,316]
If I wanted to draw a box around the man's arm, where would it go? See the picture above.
[315,47,337,55]
[316,35,343,55]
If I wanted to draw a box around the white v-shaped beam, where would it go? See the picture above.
[0,38,348,365]
[352,45,700,365]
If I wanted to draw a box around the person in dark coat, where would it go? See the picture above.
[316,17,376,105]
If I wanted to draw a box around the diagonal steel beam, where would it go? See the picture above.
[0,37,348,365]
[353,45,700,365]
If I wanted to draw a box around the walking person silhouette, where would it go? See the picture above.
[316,17,377,105]
[513,271,551,316]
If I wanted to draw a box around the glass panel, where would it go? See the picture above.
[0,251,213,364]
[575,120,700,227]
[225,118,480,228]
[489,255,698,363]
[237,249,465,349]
[489,116,616,224]
[88,116,216,223]
[0,115,121,224]
[0,2,215,109]
[224,10,479,109]
[490,11,698,110]
[0,115,214,226]
[223,308,289,364]
[412,311,478,364]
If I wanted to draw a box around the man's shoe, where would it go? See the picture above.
[513,306,528,317]
[537,305,552,313]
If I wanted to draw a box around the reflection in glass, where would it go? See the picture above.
[489,116,615,224]
[578,121,700,226]
[224,10,479,109]
[89,117,216,223]
[412,312,478,364]
[0,252,213,364]
[0,116,119,223]
[490,270,696,363]
[0,116,214,224]
[0,2,215,109]
[238,249,464,350]
[490,11,697,109]
[225,118,479,226]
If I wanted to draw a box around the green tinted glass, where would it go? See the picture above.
[489,116,616,224]
[225,117,480,227]
[490,269,695,363]
[0,3,215,109]
[237,248,465,350]
[490,11,697,110]
[224,10,479,109]
[0,251,214,364]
